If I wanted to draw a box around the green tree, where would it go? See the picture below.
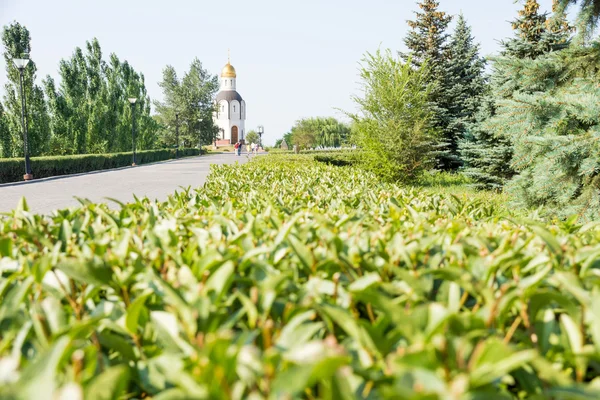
[154,59,219,149]
[402,0,455,169]
[2,22,50,157]
[291,128,316,150]
[246,130,260,145]
[290,117,350,149]
[556,0,600,40]
[459,0,573,190]
[0,101,10,158]
[446,14,487,159]
[43,38,156,155]
[347,49,434,182]
[499,44,600,220]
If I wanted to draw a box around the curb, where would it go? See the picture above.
[0,153,219,188]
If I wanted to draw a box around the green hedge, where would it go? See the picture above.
[3,156,600,398]
[0,148,202,184]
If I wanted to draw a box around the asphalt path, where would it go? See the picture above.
[0,153,255,214]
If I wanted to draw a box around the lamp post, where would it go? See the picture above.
[13,57,33,181]
[257,125,264,149]
[175,112,180,159]
[128,98,137,166]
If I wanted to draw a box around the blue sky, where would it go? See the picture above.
[0,0,560,145]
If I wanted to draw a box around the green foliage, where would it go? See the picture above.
[2,155,600,397]
[492,44,600,220]
[44,39,158,155]
[245,130,259,145]
[154,59,219,149]
[446,14,487,160]
[1,23,159,157]
[348,49,435,182]
[0,101,10,158]
[459,1,572,190]
[2,22,51,157]
[502,0,573,59]
[402,0,457,170]
[459,96,515,190]
[556,0,600,41]
[290,117,350,149]
[0,148,202,184]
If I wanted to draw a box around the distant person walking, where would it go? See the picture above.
[251,142,256,155]
[246,142,251,155]
[234,141,241,156]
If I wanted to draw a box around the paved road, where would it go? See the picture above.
[0,153,254,214]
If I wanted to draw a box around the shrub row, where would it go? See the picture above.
[0,148,202,184]
[1,155,600,398]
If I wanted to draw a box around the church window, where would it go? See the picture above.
[233,105,236,112]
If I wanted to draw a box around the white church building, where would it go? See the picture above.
[214,57,246,146]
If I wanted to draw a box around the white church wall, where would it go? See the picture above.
[217,100,228,120]
[230,100,240,120]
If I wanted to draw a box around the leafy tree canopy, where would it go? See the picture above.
[154,59,219,148]
[347,49,435,182]
[290,117,350,149]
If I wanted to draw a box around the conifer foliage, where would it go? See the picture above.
[460,0,572,190]
[446,15,486,163]
[403,0,457,170]
[556,0,600,39]
[500,45,600,220]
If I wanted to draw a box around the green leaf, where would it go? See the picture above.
[85,365,130,400]
[56,258,113,287]
[125,291,152,335]
[530,225,562,256]
[204,261,235,299]
[470,349,537,387]
[0,237,12,257]
[18,336,70,400]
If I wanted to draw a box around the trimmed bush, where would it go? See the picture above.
[0,148,202,184]
[1,155,600,398]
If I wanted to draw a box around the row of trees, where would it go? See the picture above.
[347,0,600,218]
[0,22,220,159]
[0,22,157,158]
[277,117,351,149]
[462,0,600,219]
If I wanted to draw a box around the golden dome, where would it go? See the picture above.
[221,63,236,78]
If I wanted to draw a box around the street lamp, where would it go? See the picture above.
[175,112,180,159]
[128,98,137,166]
[257,125,264,149]
[13,57,33,181]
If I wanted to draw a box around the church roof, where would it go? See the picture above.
[221,63,236,78]
[216,90,243,103]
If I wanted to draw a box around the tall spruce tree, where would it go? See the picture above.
[446,15,486,162]
[402,0,456,169]
[459,0,572,190]
[1,22,50,157]
[500,45,600,220]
